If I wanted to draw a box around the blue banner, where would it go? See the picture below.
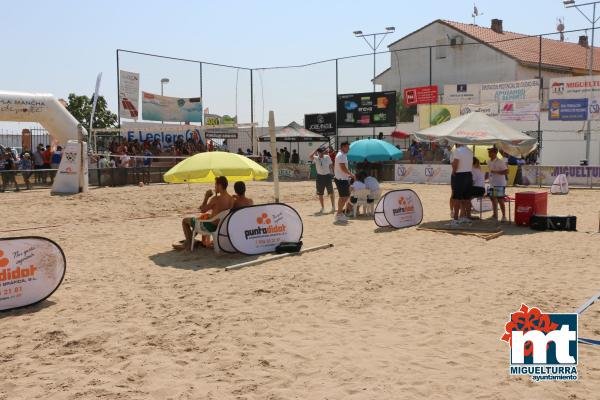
[549,99,588,121]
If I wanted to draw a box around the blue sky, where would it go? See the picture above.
[1,0,596,128]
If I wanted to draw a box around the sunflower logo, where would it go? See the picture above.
[256,213,271,225]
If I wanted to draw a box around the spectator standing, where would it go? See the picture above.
[291,149,299,164]
[450,144,473,225]
[333,142,354,223]
[19,153,33,190]
[33,144,45,183]
[487,147,508,222]
[1,152,19,192]
[310,147,335,214]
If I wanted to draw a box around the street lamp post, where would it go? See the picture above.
[160,78,169,124]
[564,0,600,165]
[354,27,395,138]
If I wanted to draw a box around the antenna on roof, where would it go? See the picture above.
[472,3,483,25]
[557,17,565,41]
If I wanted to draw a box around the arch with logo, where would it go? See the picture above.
[374,189,424,229]
[0,237,66,312]
[217,203,303,255]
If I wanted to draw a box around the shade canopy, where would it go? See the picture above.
[414,112,537,157]
[391,130,411,139]
[258,121,328,142]
[163,151,269,183]
[347,139,404,162]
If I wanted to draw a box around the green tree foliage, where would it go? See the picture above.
[396,92,417,123]
[65,93,118,129]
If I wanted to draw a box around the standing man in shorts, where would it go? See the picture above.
[487,147,508,222]
[334,142,354,223]
[450,143,473,225]
[310,146,335,214]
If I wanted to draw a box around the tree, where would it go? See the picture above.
[65,93,118,129]
[396,92,417,123]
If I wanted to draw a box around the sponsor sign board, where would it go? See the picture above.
[304,112,336,136]
[0,237,66,312]
[374,190,424,229]
[337,91,396,128]
[141,92,203,123]
[480,79,540,103]
[443,83,480,104]
[119,70,140,120]
[404,85,439,106]
[121,122,203,146]
[418,104,461,129]
[548,99,588,121]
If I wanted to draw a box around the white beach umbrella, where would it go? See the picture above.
[414,112,537,157]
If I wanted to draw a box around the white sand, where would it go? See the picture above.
[1,182,599,399]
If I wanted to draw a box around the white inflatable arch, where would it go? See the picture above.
[0,90,88,194]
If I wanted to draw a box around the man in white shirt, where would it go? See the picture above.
[450,144,473,224]
[310,147,335,214]
[487,147,508,222]
[333,142,354,223]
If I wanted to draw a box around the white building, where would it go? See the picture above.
[373,19,600,165]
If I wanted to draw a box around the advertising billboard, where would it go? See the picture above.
[403,85,438,106]
[548,99,588,121]
[418,104,461,129]
[443,83,481,104]
[480,79,540,102]
[118,70,140,120]
[304,112,336,136]
[141,92,203,122]
[337,91,396,128]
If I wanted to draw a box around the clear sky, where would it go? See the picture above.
[1,0,596,128]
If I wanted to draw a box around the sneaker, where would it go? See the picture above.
[449,220,461,227]
[317,208,324,215]
[500,216,508,223]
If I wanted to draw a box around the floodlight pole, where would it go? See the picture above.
[354,29,394,138]
[565,0,600,164]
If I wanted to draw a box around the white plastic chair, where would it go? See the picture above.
[191,210,230,253]
[352,189,371,218]
[366,190,381,215]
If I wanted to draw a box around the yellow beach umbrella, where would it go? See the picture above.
[163,151,269,183]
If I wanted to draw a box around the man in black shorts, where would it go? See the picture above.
[310,147,335,214]
[333,142,354,223]
[450,144,473,225]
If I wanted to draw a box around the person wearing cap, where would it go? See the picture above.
[310,146,335,214]
[487,147,508,222]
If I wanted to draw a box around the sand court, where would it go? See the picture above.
[1,182,600,399]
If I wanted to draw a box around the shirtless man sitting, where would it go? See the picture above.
[177,176,234,250]
[232,181,253,209]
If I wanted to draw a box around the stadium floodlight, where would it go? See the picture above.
[386,27,395,32]
[563,0,575,5]
[353,30,363,36]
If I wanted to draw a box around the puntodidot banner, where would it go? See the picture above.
[218,204,303,255]
[374,190,423,229]
[119,70,140,120]
[0,237,66,312]
[142,92,203,123]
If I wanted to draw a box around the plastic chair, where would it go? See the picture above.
[352,189,371,218]
[191,210,230,253]
[367,190,381,215]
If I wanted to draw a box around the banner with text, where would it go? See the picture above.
[304,112,336,136]
[460,103,499,117]
[337,91,396,128]
[119,70,140,120]
[498,100,540,121]
[374,190,424,229]
[223,204,303,255]
[0,237,66,312]
[404,85,438,106]
[549,99,588,121]
[480,79,540,103]
[142,92,203,122]
[521,165,600,187]
[121,122,203,146]
[418,104,461,129]
[443,84,480,104]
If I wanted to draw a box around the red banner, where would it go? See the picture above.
[403,85,438,106]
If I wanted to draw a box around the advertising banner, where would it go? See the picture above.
[418,104,461,129]
[374,190,424,229]
[521,165,600,187]
[205,130,238,139]
[204,112,237,126]
[118,70,140,120]
[549,76,600,99]
[263,163,311,180]
[460,103,499,117]
[121,122,203,146]
[499,101,540,121]
[0,237,66,312]
[548,99,588,121]
[304,112,336,136]
[480,79,540,102]
[337,91,396,128]
[52,141,84,195]
[141,92,203,123]
[443,84,480,104]
[395,164,453,184]
[220,204,303,255]
[403,85,438,106]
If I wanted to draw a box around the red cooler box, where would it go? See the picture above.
[515,191,548,226]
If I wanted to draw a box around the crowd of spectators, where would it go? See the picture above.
[0,143,63,191]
